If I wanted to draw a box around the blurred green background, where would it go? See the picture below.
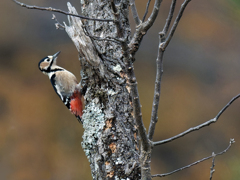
[1,0,240,179]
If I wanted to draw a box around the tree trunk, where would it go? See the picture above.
[64,1,140,179]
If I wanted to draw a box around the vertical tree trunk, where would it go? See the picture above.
[65,1,140,179]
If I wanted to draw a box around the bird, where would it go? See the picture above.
[38,51,83,123]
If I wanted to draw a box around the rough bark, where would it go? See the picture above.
[64,1,140,179]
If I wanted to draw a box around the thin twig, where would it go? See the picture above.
[162,0,177,35]
[210,152,216,180]
[12,0,114,22]
[52,14,65,30]
[162,0,191,50]
[145,0,163,30]
[128,0,163,56]
[153,94,240,146]
[142,0,152,22]
[148,35,164,140]
[148,0,177,140]
[129,0,141,25]
[152,139,235,178]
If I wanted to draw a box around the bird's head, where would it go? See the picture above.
[38,51,61,75]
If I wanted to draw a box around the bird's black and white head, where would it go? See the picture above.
[38,51,63,77]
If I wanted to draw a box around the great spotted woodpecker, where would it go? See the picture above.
[38,51,83,123]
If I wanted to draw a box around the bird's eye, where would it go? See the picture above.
[46,58,50,62]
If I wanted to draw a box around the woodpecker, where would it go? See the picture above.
[38,51,83,123]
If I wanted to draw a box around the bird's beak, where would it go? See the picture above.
[52,51,61,65]
[53,51,61,60]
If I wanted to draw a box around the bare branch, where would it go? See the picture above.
[162,0,191,50]
[153,94,240,146]
[12,0,114,22]
[148,35,164,140]
[145,0,163,30]
[129,0,141,25]
[210,152,216,180]
[142,0,152,22]
[148,0,176,140]
[162,0,177,35]
[129,0,163,56]
[152,139,235,178]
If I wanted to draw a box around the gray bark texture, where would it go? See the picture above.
[64,1,140,179]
